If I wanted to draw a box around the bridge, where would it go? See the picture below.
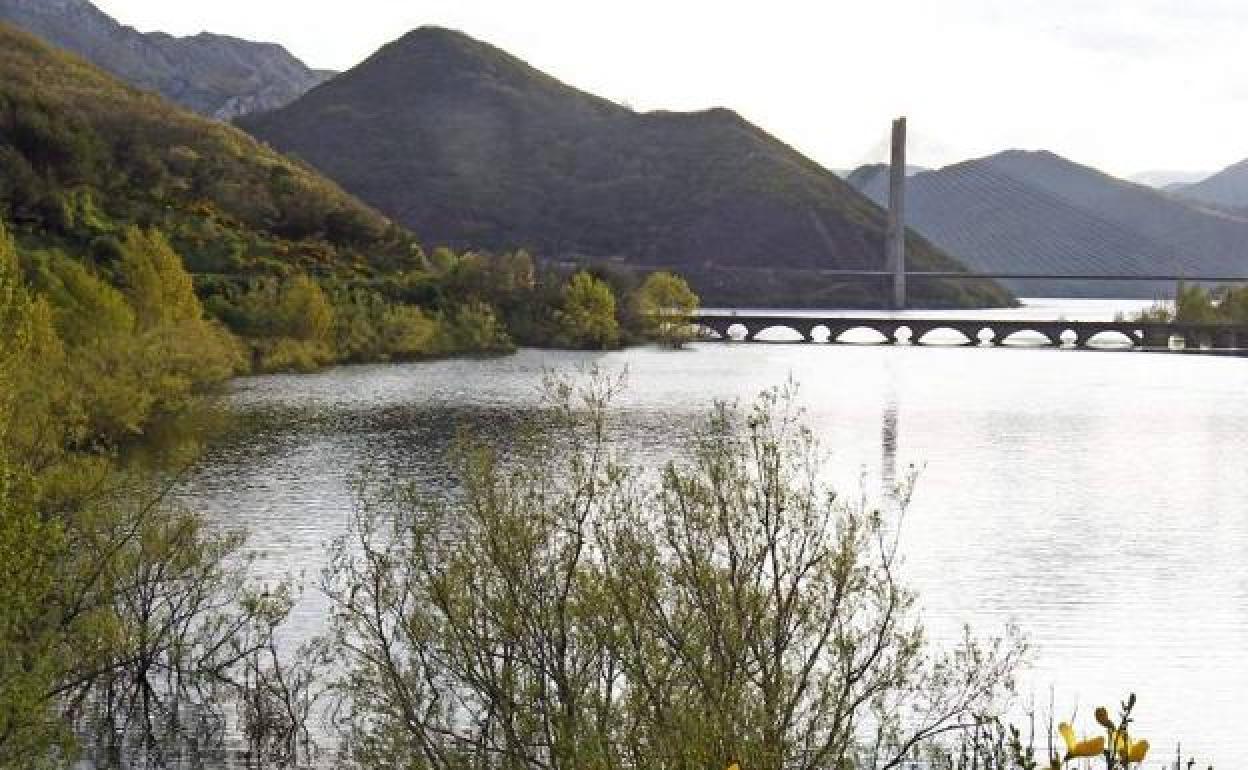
[691,314,1248,353]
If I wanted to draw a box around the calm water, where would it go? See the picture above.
[177,300,1248,767]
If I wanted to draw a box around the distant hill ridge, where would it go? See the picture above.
[0,0,332,119]
[238,26,1011,308]
[849,149,1248,296]
[1173,157,1248,210]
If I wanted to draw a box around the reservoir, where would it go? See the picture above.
[177,300,1248,767]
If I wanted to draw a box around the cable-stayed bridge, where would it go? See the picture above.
[842,118,1248,308]
[683,121,1248,351]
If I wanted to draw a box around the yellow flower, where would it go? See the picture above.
[727,764,741,770]
[1058,722,1105,761]
[1122,739,1149,764]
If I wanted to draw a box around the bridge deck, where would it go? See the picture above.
[690,314,1248,353]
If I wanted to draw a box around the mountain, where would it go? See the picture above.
[0,0,332,119]
[1172,158,1248,210]
[0,22,415,281]
[237,27,1010,308]
[848,150,1248,297]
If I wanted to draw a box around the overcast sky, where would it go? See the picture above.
[93,0,1248,178]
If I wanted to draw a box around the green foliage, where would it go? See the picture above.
[635,269,700,347]
[1135,283,1248,324]
[557,270,620,349]
[0,24,414,282]
[444,299,514,353]
[116,226,202,329]
[0,219,300,768]
[1175,283,1248,324]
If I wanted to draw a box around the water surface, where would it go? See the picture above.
[178,299,1247,767]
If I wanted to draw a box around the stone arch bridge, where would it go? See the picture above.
[691,314,1248,352]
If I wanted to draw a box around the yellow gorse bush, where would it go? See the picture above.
[1059,722,1106,760]
[1053,700,1149,769]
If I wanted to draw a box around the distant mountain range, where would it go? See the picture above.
[0,0,332,119]
[1170,158,1248,211]
[849,151,1248,296]
[13,0,1242,304]
[235,27,1010,308]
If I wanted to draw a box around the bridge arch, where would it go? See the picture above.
[749,324,809,342]
[1084,330,1136,349]
[998,328,1056,347]
[913,326,976,346]
[832,325,891,344]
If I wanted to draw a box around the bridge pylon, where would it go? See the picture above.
[885,117,907,310]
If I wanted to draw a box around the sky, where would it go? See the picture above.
[92,0,1248,179]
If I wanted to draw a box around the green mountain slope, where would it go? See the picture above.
[0,23,716,372]
[0,21,418,280]
[239,27,1011,308]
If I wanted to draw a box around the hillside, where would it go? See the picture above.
[849,151,1248,297]
[0,0,332,119]
[238,27,1010,308]
[1173,157,1248,210]
[0,22,426,282]
[0,23,736,371]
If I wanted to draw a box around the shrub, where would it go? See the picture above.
[323,376,1023,770]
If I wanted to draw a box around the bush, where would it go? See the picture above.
[323,375,1023,770]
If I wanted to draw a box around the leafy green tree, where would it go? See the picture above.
[1217,286,1248,322]
[446,299,514,353]
[377,304,440,359]
[1173,283,1217,324]
[0,221,303,769]
[33,252,135,346]
[557,270,620,349]
[0,225,71,767]
[116,227,202,329]
[277,274,335,344]
[635,270,700,347]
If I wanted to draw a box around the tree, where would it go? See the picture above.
[557,271,620,349]
[277,274,335,344]
[635,270,699,347]
[0,222,73,767]
[446,299,513,353]
[117,227,202,330]
[2,224,270,768]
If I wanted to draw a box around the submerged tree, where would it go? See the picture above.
[324,373,1024,770]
